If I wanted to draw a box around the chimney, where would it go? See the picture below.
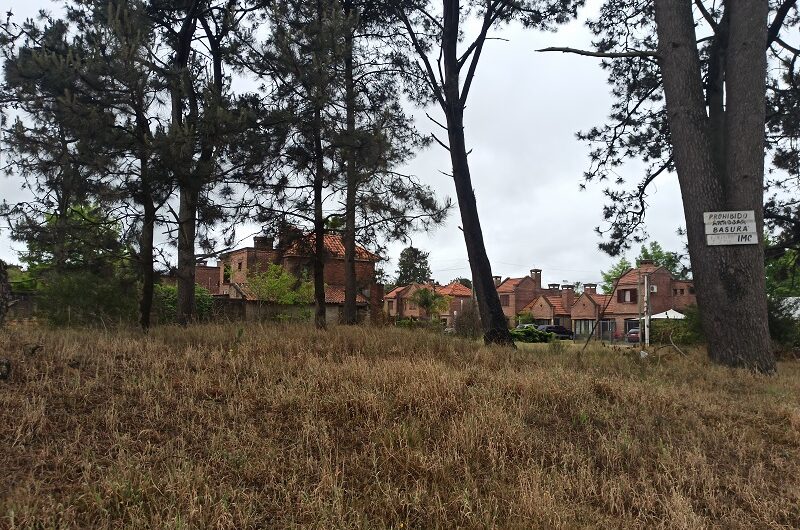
[254,236,274,250]
[547,283,560,293]
[584,283,598,295]
[493,276,502,287]
[561,284,575,310]
[530,268,542,290]
[639,259,655,266]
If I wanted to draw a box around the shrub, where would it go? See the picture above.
[768,297,800,351]
[36,269,139,326]
[154,284,213,323]
[247,264,313,305]
[516,312,534,326]
[510,326,552,343]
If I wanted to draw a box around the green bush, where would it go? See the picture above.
[768,297,800,350]
[516,312,534,326]
[510,326,552,343]
[154,283,213,323]
[37,270,138,326]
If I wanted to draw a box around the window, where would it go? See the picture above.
[237,261,243,271]
[617,289,638,303]
[679,289,685,295]
[500,295,510,307]
[387,300,394,312]
[673,289,678,296]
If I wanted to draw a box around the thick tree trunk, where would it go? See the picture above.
[445,106,513,345]
[176,183,199,326]
[441,0,513,346]
[342,19,359,325]
[654,0,774,372]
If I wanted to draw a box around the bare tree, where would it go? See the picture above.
[390,0,581,345]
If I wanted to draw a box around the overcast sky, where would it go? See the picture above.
[0,0,687,286]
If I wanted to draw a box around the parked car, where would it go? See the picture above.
[536,325,574,340]
[626,328,640,343]
[515,323,536,330]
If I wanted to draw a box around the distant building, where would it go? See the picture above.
[385,281,473,326]
[217,233,383,323]
[519,260,697,339]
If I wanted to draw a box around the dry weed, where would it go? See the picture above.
[1,324,798,528]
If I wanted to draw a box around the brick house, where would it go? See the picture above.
[218,233,383,322]
[385,281,473,326]
[160,261,221,294]
[523,284,576,329]
[495,269,546,325]
[516,260,696,340]
[604,259,696,337]
[569,284,617,340]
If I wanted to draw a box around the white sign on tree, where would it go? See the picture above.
[703,211,759,246]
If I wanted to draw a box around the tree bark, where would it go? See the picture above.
[342,6,359,325]
[313,107,327,330]
[654,0,775,372]
[442,0,513,346]
[0,260,9,327]
[176,182,199,326]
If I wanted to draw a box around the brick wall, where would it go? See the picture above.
[528,297,553,322]
[571,295,598,320]
[195,265,221,294]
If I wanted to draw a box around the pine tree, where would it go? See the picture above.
[395,246,431,285]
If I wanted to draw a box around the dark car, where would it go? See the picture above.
[626,328,640,343]
[536,325,574,340]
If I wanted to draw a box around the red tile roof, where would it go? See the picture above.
[437,282,472,297]
[497,277,524,293]
[284,233,380,262]
[384,286,406,299]
[545,295,568,315]
[521,294,569,315]
[587,293,615,314]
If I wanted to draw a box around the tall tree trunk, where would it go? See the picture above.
[0,260,9,327]
[313,108,327,330]
[654,0,774,372]
[442,0,513,346]
[138,192,156,330]
[176,182,199,326]
[342,11,359,325]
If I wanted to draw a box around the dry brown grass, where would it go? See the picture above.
[1,323,799,529]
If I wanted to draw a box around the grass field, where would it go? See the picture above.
[1,324,799,528]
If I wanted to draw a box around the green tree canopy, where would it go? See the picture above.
[395,246,431,286]
[451,277,472,289]
[410,288,449,320]
[600,257,632,294]
[636,242,687,279]
[247,264,314,305]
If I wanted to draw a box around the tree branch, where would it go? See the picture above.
[537,47,660,59]
[694,0,718,31]
[767,0,797,46]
